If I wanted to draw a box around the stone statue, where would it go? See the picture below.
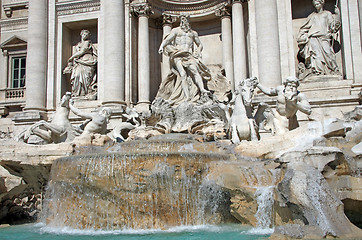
[157,14,211,105]
[63,29,97,98]
[256,77,312,135]
[16,92,76,143]
[297,0,341,78]
[69,101,111,138]
[112,107,141,142]
[229,77,259,143]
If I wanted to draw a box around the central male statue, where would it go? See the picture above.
[157,14,211,105]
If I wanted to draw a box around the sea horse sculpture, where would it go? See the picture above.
[229,77,259,143]
[16,92,77,143]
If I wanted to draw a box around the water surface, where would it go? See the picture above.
[0,223,272,240]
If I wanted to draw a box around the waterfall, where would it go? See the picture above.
[254,186,274,229]
[40,139,233,230]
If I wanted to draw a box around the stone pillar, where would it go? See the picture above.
[131,3,153,111]
[25,0,48,111]
[231,0,248,90]
[255,0,281,87]
[348,0,362,84]
[341,0,362,84]
[359,0,362,46]
[215,5,234,90]
[102,0,125,105]
[161,14,176,82]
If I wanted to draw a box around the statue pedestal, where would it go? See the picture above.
[12,110,48,144]
[302,75,343,82]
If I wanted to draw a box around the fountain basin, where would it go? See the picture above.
[42,151,234,230]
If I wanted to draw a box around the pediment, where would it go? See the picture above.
[0,35,27,50]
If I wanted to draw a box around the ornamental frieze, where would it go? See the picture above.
[149,0,227,16]
[0,18,28,32]
[56,0,100,16]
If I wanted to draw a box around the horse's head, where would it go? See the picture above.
[60,92,72,108]
[238,77,258,106]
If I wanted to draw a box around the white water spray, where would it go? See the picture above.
[254,186,274,230]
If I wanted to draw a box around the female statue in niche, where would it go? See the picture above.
[63,29,98,99]
[297,0,341,79]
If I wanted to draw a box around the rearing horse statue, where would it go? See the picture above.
[229,77,259,143]
[16,92,76,143]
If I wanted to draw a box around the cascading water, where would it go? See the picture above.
[254,186,274,229]
[40,137,234,230]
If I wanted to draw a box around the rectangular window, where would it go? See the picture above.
[11,56,26,88]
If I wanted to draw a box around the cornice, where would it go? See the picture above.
[2,0,28,18]
[149,0,226,16]
[0,17,28,32]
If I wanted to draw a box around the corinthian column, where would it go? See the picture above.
[231,0,248,90]
[255,0,281,87]
[161,14,176,81]
[25,0,48,111]
[131,3,153,111]
[359,0,362,45]
[102,0,125,104]
[216,5,234,90]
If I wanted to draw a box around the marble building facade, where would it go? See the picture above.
[0,0,361,132]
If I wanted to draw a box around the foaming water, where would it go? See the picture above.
[245,227,274,235]
[0,223,271,240]
[254,186,275,230]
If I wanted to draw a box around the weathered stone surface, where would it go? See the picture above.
[351,142,362,155]
[0,160,51,224]
[322,118,353,138]
[0,165,22,193]
[272,224,325,239]
[71,133,112,147]
[277,146,344,172]
[344,106,362,121]
[276,165,362,238]
[207,160,281,227]
[234,121,324,159]
[0,139,72,224]
[345,120,362,143]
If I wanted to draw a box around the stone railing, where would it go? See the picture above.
[6,87,25,99]
[0,88,26,103]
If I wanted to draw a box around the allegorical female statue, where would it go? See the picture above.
[297,0,341,79]
[63,29,97,98]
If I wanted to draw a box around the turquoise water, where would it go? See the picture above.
[0,223,272,240]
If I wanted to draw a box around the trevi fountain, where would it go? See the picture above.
[0,0,361,239]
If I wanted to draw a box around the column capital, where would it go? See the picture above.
[130,3,153,18]
[215,5,231,18]
[162,13,177,26]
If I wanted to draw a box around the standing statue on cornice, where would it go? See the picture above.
[157,14,211,105]
[63,29,98,99]
[297,0,341,79]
